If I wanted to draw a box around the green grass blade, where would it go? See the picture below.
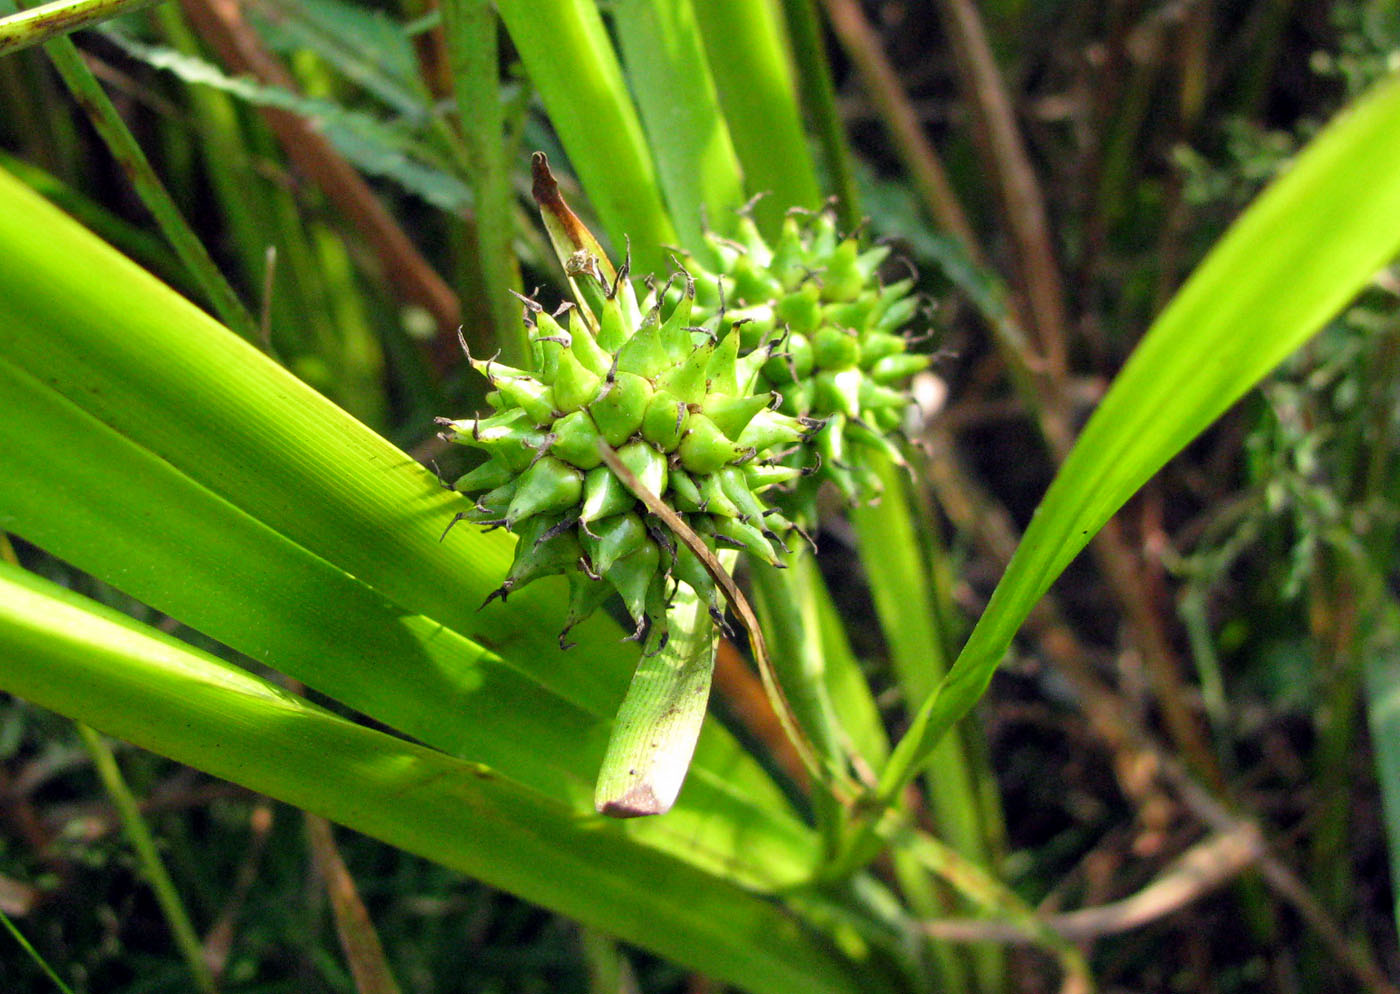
[30,12,258,340]
[851,459,1002,992]
[0,905,78,994]
[882,71,1400,797]
[850,459,993,853]
[777,0,860,228]
[610,0,746,254]
[1363,598,1400,937]
[494,0,677,275]
[808,556,889,768]
[0,563,890,994]
[689,0,820,235]
[0,164,816,889]
[440,0,528,365]
[750,556,852,815]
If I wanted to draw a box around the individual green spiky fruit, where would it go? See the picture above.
[677,207,934,518]
[437,280,819,647]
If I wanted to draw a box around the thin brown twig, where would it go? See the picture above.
[203,799,274,982]
[306,813,404,994]
[924,823,1265,944]
[933,0,1069,376]
[820,0,982,263]
[711,638,810,790]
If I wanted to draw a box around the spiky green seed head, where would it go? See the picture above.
[439,277,809,646]
[678,207,936,517]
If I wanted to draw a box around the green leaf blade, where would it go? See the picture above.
[0,563,891,994]
[883,71,1400,796]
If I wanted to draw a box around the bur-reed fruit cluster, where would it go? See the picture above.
[437,271,821,647]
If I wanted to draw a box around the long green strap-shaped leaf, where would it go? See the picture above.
[611,0,746,256]
[689,0,821,236]
[0,563,887,994]
[880,72,1400,799]
[0,166,815,890]
[494,0,677,275]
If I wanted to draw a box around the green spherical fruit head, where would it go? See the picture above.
[811,326,861,371]
[589,371,652,446]
[506,456,584,525]
[678,412,747,475]
[641,391,688,452]
[549,409,604,470]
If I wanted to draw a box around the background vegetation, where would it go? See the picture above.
[1,0,1398,992]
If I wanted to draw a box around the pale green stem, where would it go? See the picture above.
[0,905,79,994]
[77,723,218,994]
[0,0,156,56]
